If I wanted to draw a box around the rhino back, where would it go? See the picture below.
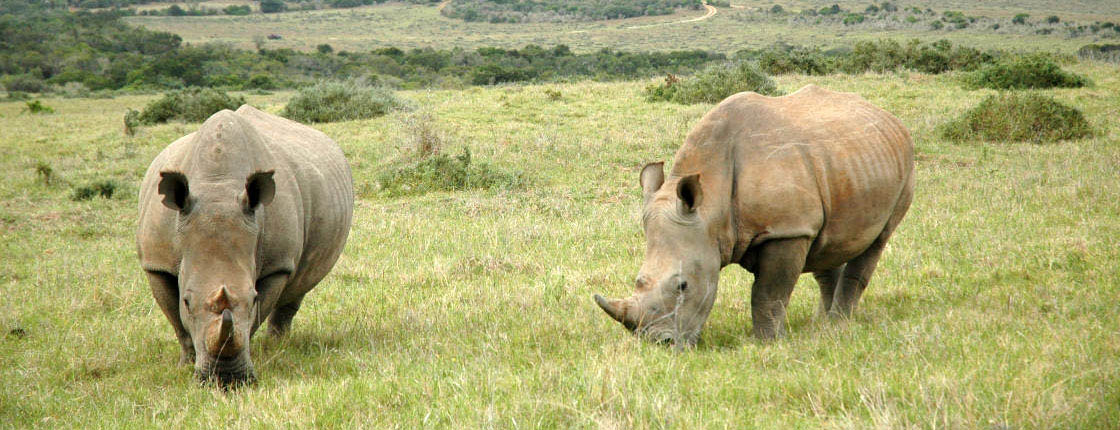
[674,85,913,269]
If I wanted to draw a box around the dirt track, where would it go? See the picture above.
[624,2,717,29]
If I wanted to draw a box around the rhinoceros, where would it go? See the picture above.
[594,85,914,346]
[137,105,354,384]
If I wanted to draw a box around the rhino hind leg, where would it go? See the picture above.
[831,181,913,318]
[268,297,304,337]
[750,238,812,340]
[812,266,844,318]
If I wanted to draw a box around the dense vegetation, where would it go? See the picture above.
[963,55,1089,90]
[644,61,779,104]
[281,80,409,123]
[441,0,702,23]
[0,1,725,92]
[754,39,996,76]
[940,92,1092,143]
[136,87,246,123]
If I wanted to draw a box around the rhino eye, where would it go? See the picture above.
[678,281,688,292]
[183,297,191,310]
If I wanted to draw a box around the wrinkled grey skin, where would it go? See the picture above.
[137,105,353,385]
[595,85,914,347]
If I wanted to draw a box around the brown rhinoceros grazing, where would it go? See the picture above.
[137,105,354,385]
[594,85,914,346]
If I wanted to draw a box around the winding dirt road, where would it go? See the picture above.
[624,2,718,30]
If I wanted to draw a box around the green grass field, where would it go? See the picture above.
[1,62,1118,427]
[126,1,1120,54]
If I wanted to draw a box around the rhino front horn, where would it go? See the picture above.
[208,308,240,358]
[594,294,627,323]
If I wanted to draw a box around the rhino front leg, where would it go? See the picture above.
[145,270,194,364]
[268,298,304,337]
[750,238,811,340]
[812,266,844,318]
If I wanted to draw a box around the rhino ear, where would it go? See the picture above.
[245,170,276,213]
[157,171,190,212]
[676,174,702,214]
[640,162,665,202]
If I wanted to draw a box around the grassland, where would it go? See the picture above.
[1,60,1118,427]
[127,1,1120,54]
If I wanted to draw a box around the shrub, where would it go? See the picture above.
[138,87,246,124]
[1012,13,1029,25]
[281,80,408,123]
[1078,43,1120,63]
[644,62,780,104]
[223,5,251,15]
[124,109,140,137]
[23,100,54,114]
[940,93,1092,143]
[260,0,285,13]
[964,56,1089,90]
[1046,15,1059,24]
[759,46,834,75]
[245,74,278,90]
[54,82,91,98]
[930,20,944,30]
[843,13,865,25]
[317,44,333,54]
[375,148,525,197]
[3,73,47,93]
[35,161,53,186]
[71,180,118,200]
[769,5,783,14]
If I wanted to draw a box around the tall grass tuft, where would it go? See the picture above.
[137,88,246,124]
[940,93,1092,143]
[281,80,409,124]
[644,61,780,104]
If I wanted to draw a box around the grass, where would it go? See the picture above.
[126,1,1119,55]
[1,63,1119,428]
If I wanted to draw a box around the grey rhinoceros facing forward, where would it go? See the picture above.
[137,105,354,385]
[595,85,914,346]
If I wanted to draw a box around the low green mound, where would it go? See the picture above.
[644,62,780,104]
[281,80,409,124]
[138,88,245,124]
[940,93,1092,143]
[963,56,1089,90]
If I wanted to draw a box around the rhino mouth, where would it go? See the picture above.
[196,356,256,388]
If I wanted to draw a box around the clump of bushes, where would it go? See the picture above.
[137,88,246,124]
[758,45,833,75]
[1078,43,1120,63]
[963,56,1089,90]
[281,80,409,123]
[940,93,1092,143]
[3,73,47,93]
[71,180,118,201]
[645,62,780,104]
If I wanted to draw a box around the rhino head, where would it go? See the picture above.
[158,167,276,386]
[594,162,721,348]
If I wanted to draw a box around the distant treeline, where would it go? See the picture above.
[0,0,1097,96]
[441,0,703,23]
[0,1,724,92]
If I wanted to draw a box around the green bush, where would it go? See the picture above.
[1012,13,1029,25]
[3,73,47,93]
[23,100,54,114]
[940,93,1092,143]
[843,13,865,25]
[964,56,1089,90]
[71,180,118,201]
[644,62,780,104]
[137,87,246,124]
[260,0,286,13]
[281,80,408,123]
[375,148,525,197]
[223,5,251,15]
[759,47,834,75]
[1046,15,1059,24]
